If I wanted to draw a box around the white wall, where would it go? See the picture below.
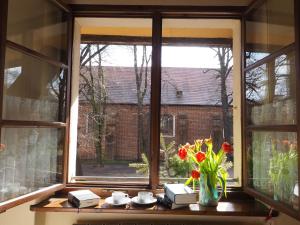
[35,213,266,225]
[274,213,300,225]
[0,201,35,225]
[1,202,300,225]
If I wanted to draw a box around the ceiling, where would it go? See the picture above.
[64,0,254,6]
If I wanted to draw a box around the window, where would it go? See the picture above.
[159,19,240,185]
[72,18,152,183]
[0,0,70,211]
[244,0,299,218]
[70,18,241,187]
[161,114,175,137]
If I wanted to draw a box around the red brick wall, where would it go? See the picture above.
[77,103,229,161]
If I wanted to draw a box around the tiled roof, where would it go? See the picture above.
[80,66,233,106]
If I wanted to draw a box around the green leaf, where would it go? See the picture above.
[185,176,193,186]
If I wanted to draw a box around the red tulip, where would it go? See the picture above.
[195,152,206,162]
[178,148,187,160]
[222,142,233,153]
[191,170,200,179]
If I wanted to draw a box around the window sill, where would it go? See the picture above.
[30,197,278,217]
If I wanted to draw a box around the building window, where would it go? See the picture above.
[85,113,94,134]
[161,114,175,137]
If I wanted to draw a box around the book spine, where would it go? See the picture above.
[69,196,80,208]
[165,187,176,203]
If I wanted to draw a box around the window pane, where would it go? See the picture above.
[0,128,64,203]
[160,19,235,184]
[247,131,298,210]
[3,48,67,122]
[246,0,294,66]
[7,0,68,63]
[75,18,152,183]
[161,114,175,137]
[246,52,296,125]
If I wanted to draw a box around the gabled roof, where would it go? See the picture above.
[80,66,233,106]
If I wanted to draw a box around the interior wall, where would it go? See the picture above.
[36,213,266,225]
[0,203,300,225]
[273,213,300,225]
[0,201,35,225]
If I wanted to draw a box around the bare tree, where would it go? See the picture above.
[133,45,151,160]
[79,44,108,166]
[208,47,233,143]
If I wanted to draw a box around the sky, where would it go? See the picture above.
[95,45,229,69]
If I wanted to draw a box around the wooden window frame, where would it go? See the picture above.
[69,14,241,190]
[0,1,251,213]
[0,0,72,213]
[242,0,300,220]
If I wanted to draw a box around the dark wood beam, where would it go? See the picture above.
[0,0,8,130]
[71,4,246,18]
[6,40,68,69]
[81,34,232,47]
[149,13,162,190]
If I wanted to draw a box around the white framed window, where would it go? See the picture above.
[160,113,175,137]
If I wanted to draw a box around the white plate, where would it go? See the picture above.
[105,196,131,206]
[131,196,157,205]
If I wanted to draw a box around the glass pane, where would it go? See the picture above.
[0,128,64,203]
[246,0,294,66]
[159,19,234,185]
[3,48,67,122]
[247,131,298,210]
[75,18,152,183]
[7,0,68,63]
[246,52,296,125]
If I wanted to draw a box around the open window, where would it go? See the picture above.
[0,0,71,211]
[243,0,300,219]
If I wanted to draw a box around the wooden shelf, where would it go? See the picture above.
[30,197,278,217]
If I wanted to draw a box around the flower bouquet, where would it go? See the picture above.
[178,138,233,206]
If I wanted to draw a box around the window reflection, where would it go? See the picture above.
[0,128,64,202]
[7,0,68,63]
[3,48,67,122]
[248,131,298,209]
[245,0,294,66]
[246,52,296,125]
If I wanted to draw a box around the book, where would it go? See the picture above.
[68,190,100,208]
[164,183,197,204]
[156,193,189,209]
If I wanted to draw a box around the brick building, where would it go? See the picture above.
[77,67,232,161]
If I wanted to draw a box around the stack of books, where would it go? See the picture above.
[68,190,100,208]
[157,183,197,209]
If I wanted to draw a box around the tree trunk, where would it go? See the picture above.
[137,102,144,161]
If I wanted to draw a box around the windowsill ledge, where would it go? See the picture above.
[30,197,278,217]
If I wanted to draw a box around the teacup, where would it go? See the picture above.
[137,191,153,203]
[112,191,128,204]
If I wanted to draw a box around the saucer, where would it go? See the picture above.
[105,196,131,206]
[131,196,157,205]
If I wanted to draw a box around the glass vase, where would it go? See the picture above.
[199,173,223,207]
